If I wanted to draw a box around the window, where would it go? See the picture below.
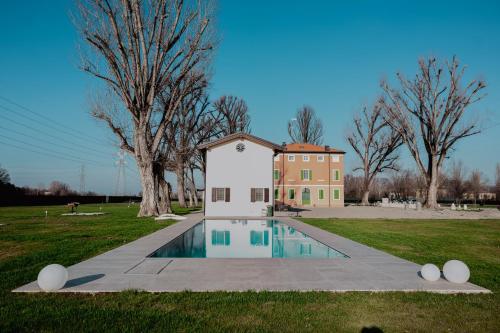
[301,169,312,181]
[250,230,269,246]
[333,188,340,200]
[288,188,295,200]
[212,187,229,202]
[274,169,280,180]
[303,155,310,162]
[288,154,295,162]
[212,230,230,246]
[251,188,269,202]
[300,243,312,256]
[255,188,264,201]
[317,155,325,162]
[332,154,340,162]
[274,188,279,200]
[333,169,340,181]
[318,188,324,200]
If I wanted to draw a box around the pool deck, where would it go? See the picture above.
[13,213,490,293]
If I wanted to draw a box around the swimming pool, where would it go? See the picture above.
[149,219,348,259]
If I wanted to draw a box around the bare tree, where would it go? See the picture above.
[381,56,486,208]
[467,169,487,206]
[213,95,251,135]
[77,0,214,216]
[388,169,416,201]
[288,106,323,145]
[446,160,469,204]
[344,174,363,201]
[346,102,403,205]
[162,87,211,208]
[48,181,75,196]
[0,165,10,184]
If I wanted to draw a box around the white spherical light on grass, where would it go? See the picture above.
[443,260,470,284]
[37,264,68,291]
[420,263,441,281]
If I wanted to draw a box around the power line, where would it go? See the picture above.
[0,139,110,166]
[0,111,113,156]
[0,135,111,167]
[0,95,105,145]
[0,125,111,160]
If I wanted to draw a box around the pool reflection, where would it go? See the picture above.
[149,219,347,259]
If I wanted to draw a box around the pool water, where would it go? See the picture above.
[149,219,348,259]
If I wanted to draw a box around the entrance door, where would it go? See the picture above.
[302,188,311,205]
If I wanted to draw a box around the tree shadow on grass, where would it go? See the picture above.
[361,326,383,333]
[64,274,105,288]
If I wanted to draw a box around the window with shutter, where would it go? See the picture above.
[255,188,264,201]
[251,188,267,202]
[274,169,280,180]
[213,188,226,201]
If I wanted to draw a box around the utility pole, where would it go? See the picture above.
[79,164,86,194]
[115,150,126,196]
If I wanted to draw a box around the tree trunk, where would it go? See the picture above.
[361,190,370,205]
[176,159,186,208]
[157,167,172,214]
[188,168,199,207]
[137,159,160,217]
[187,190,193,207]
[425,157,439,209]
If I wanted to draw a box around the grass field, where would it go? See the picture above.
[0,204,499,332]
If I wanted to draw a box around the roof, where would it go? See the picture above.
[198,132,283,151]
[283,143,345,154]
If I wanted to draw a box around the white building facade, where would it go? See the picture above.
[200,133,282,217]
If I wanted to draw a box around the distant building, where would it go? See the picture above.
[273,143,345,208]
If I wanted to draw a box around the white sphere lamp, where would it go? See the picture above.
[37,264,69,291]
[420,263,441,281]
[443,260,470,284]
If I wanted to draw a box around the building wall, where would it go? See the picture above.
[205,139,275,216]
[273,152,344,207]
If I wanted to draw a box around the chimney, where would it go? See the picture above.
[325,145,330,151]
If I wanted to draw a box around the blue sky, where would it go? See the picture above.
[0,0,499,194]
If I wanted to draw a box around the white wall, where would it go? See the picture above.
[205,139,274,216]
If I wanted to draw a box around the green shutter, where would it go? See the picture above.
[309,170,312,180]
[334,188,340,200]
[274,188,279,200]
[300,170,304,180]
[319,189,324,200]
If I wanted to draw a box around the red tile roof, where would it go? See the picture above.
[284,143,345,154]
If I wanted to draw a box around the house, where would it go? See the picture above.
[273,143,345,208]
[199,133,283,217]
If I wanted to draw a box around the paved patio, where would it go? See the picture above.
[14,213,490,293]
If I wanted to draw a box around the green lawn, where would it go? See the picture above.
[0,205,499,332]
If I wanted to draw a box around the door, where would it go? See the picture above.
[302,188,311,205]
